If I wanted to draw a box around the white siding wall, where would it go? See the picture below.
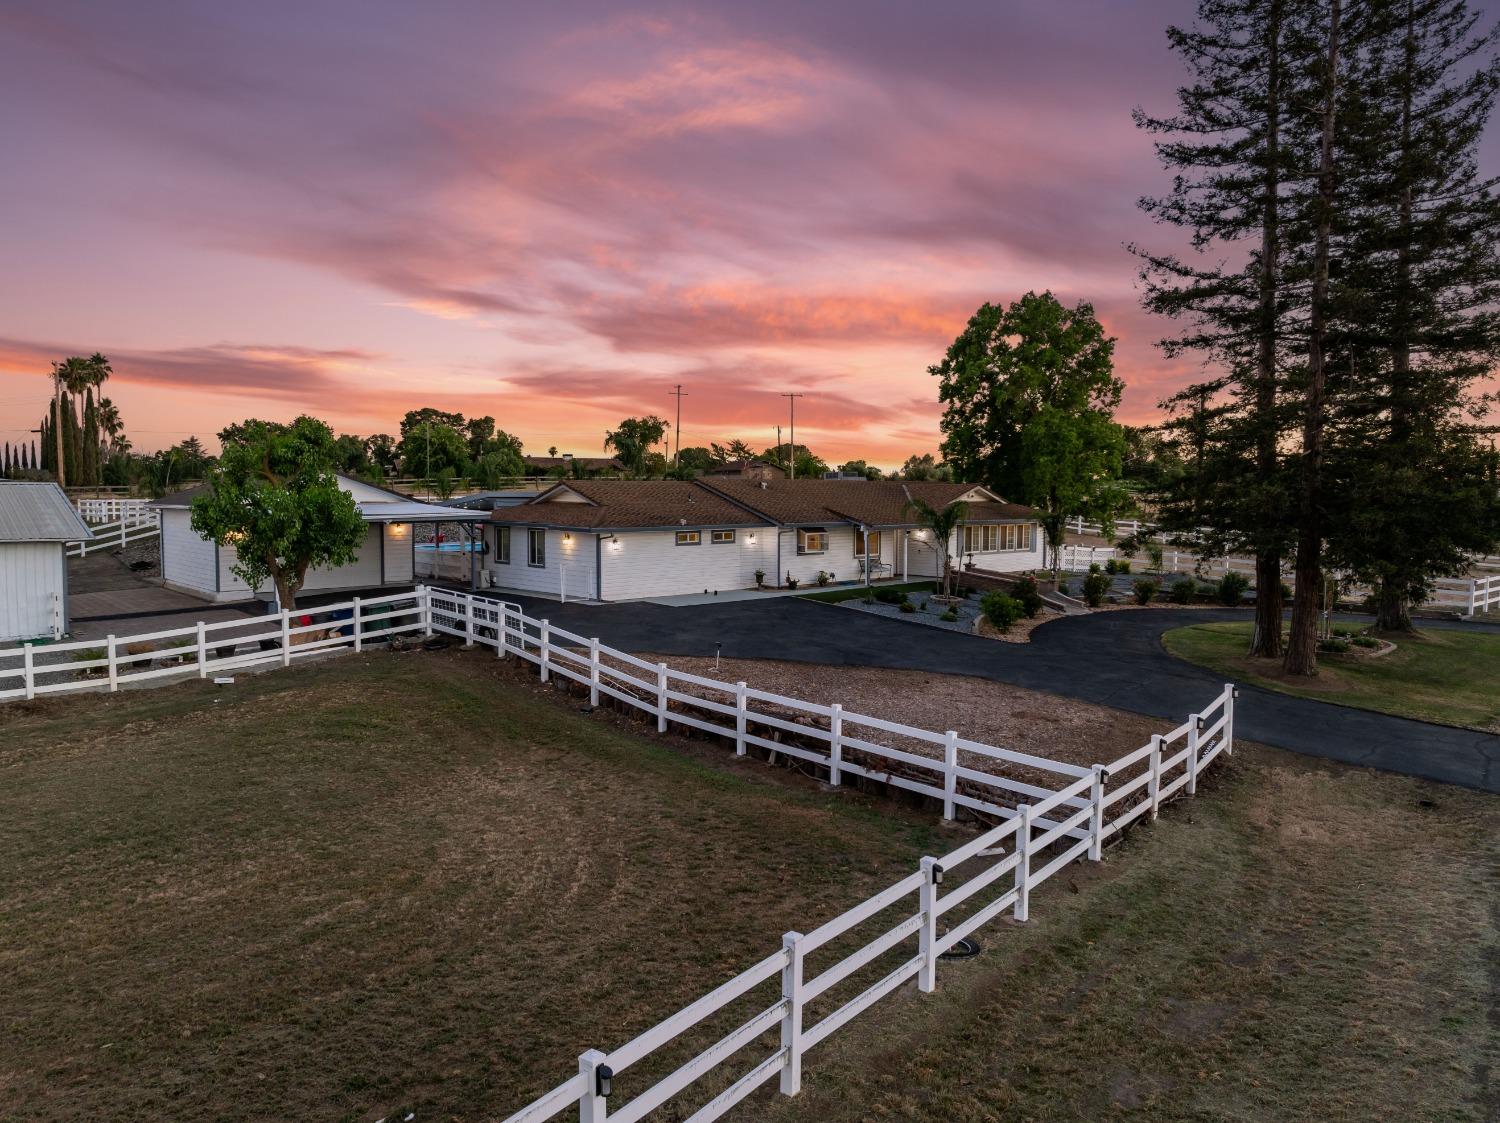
[901,524,1046,578]
[487,528,599,600]
[600,528,773,600]
[0,542,65,641]
[776,526,865,588]
[214,524,390,601]
[159,509,218,596]
[383,524,414,583]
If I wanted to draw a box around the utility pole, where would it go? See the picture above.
[780,392,804,479]
[668,384,688,469]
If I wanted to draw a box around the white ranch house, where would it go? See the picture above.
[152,474,486,604]
[0,481,95,641]
[480,478,1044,602]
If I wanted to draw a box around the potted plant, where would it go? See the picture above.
[785,572,799,590]
[816,570,832,587]
[754,568,766,589]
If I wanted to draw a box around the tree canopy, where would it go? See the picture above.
[605,415,670,477]
[190,417,365,610]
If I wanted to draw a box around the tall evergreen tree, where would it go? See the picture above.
[1134,0,1308,657]
[1323,0,1500,630]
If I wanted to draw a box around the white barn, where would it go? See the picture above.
[483,478,1045,602]
[0,482,94,641]
[151,475,486,604]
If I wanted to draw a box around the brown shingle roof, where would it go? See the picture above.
[702,478,982,527]
[489,479,772,530]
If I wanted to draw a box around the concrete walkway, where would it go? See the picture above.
[497,594,1500,793]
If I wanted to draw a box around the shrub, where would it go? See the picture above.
[1170,578,1196,605]
[1280,581,1293,602]
[899,600,917,614]
[1082,572,1111,607]
[1012,576,1044,618]
[1116,559,1131,575]
[1217,571,1250,606]
[1351,635,1379,649]
[815,570,832,587]
[981,591,1024,631]
[1132,578,1159,606]
[1318,636,1351,654]
[1088,562,1103,575]
[1056,579,1070,597]
[873,587,906,605]
[940,609,960,622]
[1103,558,1119,575]
[1146,542,1165,573]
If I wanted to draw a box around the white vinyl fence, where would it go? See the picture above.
[67,513,160,557]
[76,497,154,525]
[0,589,429,701]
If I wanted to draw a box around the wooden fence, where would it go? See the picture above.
[67,512,161,558]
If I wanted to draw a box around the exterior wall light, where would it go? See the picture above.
[562,532,572,543]
[596,1064,613,1097]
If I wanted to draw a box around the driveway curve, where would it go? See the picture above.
[499,594,1500,794]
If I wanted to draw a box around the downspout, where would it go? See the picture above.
[595,533,603,602]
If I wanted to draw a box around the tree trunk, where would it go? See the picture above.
[1251,551,1284,657]
[1249,0,1285,660]
[1285,0,1341,677]
[1374,583,1413,632]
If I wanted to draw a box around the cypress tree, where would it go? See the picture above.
[61,393,81,487]
[82,388,100,487]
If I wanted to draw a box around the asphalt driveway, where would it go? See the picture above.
[497,593,1500,793]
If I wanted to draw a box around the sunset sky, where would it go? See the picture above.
[3,1,1496,467]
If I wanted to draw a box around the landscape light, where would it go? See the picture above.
[596,1065,614,1098]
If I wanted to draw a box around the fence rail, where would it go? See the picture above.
[67,512,160,557]
[75,497,154,525]
[3,586,1241,1123]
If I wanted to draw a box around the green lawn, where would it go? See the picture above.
[1162,621,1500,730]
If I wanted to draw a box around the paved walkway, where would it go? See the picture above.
[497,594,1500,793]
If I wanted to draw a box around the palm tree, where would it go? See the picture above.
[906,497,967,600]
[48,353,111,486]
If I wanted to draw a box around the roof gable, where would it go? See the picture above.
[0,482,95,543]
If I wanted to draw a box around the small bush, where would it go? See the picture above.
[1088,562,1103,575]
[940,608,960,622]
[1132,578,1159,606]
[1012,576,1044,618]
[1104,558,1119,575]
[899,600,917,614]
[815,570,832,587]
[1318,636,1351,654]
[874,587,906,605]
[1351,635,1379,649]
[1082,572,1111,607]
[981,591,1024,631]
[1146,542,1165,572]
[1116,559,1131,575]
[1170,578,1196,605]
[1056,579,1070,597]
[1217,571,1250,606]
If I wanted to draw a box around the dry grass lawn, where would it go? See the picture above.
[2,647,1495,1122]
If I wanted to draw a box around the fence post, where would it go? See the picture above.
[23,643,35,700]
[828,703,843,786]
[1148,734,1163,819]
[918,856,941,993]
[52,592,62,640]
[779,931,806,1095]
[1224,684,1236,755]
[119,519,127,549]
[196,621,207,679]
[588,638,600,706]
[352,598,363,653]
[735,681,748,756]
[942,731,959,819]
[577,1049,609,1123]
[464,594,475,647]
[656,663,668,733]
[1014,805,1032,922]
[540,620,551,683]
[498,607,511,659]
[107,635,118,692]
[1088,765,1106,861]
[1186,714,1202,796]
[280,610,291,667]
[420,585,433,636]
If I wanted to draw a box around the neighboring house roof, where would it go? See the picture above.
[703,459,787,477]
[0,482,95,543]
[487,478,1040,533]
[524,455,626,472]
[151,474,486,523]
[490,479,773,530]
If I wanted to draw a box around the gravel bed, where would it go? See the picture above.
[841,593,984,634]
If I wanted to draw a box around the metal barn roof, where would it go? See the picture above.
[0,482,95,544]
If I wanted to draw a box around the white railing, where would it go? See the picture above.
[0,588,431,701]
[76,497,154,525]
[419,587,1236,1123]
[1,585,1241,1120]
[67,513,160,557]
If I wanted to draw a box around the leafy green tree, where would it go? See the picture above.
[676,446,716,473]
[397,418,468,479]
[837,460,884,480]
[933,292,1126,574]
[710,439,756,463]
[900,453,953,481]
[367,434,399,476]
[761,443,828,478]
[605,415,670,477]
[190,417,365,610]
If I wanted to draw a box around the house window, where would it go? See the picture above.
[962,525,986,553]
[495,526,511,564]
[853,530,881,557]
[798,529,828,554]
[711,529,735,544]
[528,528,546,567]
[675,530,702,546]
